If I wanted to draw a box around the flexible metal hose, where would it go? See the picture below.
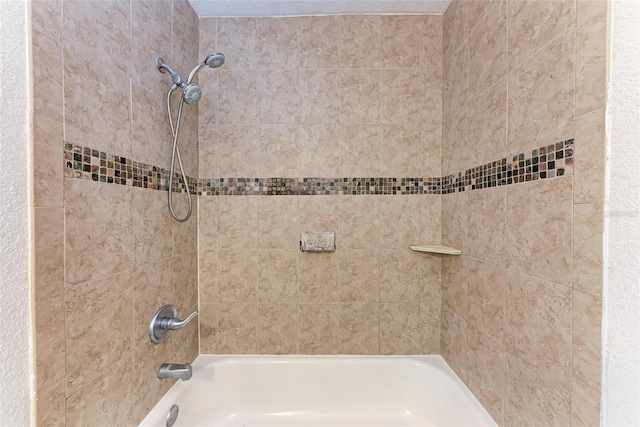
[166,85,193,222]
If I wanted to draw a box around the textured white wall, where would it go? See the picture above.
[603,0,640,425]
[0,0,33,425]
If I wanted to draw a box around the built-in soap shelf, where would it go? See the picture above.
[409,245,462,255]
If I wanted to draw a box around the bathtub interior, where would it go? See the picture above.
[140,355,497,427]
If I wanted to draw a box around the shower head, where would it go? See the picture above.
[182,83,202,105]
[204,53,225,68]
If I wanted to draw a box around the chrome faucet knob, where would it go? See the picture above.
[149,305,199,344]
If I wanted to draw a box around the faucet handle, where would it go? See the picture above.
[149,305,198,344]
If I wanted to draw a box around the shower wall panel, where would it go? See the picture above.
[440,0,607,425]
[195,15,445,356]
[31,0,200,425]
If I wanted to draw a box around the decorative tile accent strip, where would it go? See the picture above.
[64,139,574,195]
[441,138,574,194]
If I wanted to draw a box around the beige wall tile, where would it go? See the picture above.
[381,15,425,68]
[173,253,198,314]
[33,115,63,207]
[420,256,442,303]
[32,0,63,121]
[258,125,300,177]
[341,15,382,68]
[423,68,444,124]
[467,258,507,344]
[258,70,299,124]
[380,302,420,355]
[218,70,259,124]
[577,10,607,116]
[133,187,173,267]
[299,303,339,354]
[420,300,441,354]
[505,270,572,395]
[64,180,133,286]
[218,250,257,302]
[216,125,260,177]
[443,0,469,59]
[571,377,601,427]
[573,204,604,297]
[441,307,468,381]
[381,69,422,124]
[504,354,570,427]
[217,18,258,69]
[468,1,507,98]
[34,208,64,301]
[340,69,381,124]
[577,0,608,28]
[468,78,507,167]
[134,260,173,345]
[442,254,468,318]
[218,196,258,249]
[172,195,198,256]
[339,302,380,354]
[218,302,258,353]
[257,250,298,302]
[133,341,172,424]
[339,195,379,249]
[508,0,575,70]
[258,303,298,354]
[380,196,420,249]
[442,189,468,253]
[64,72,132,156]
[421,194,441,245]
[257,18,298,69]
[574,108,606,204]
[258,196,299,249]
[380,124,423,177]
[299,195,340,232]
[199,302,218,354]
[572,291,602,391]
[35,296,65,392]
[66,355,134,426]
[339,250,380,302]
[198,196,218,251]
[299,253,339,303]
[298,16,340,68]
[299,70,341,125]
[198,18,216,63]
[65,271,134,396]
[424,15,443,68]
[506,177,573,286]
[507,30,575,153]
[443,42,469,120]
[467,186,505,266]
[199,250,218,302]
[172,0,198,62]
[422,123,443,177]
[380,250,420,303]
[442,107,469,174]
[36,380,65,427]
[340,124,382,176]
[467,327,505,425]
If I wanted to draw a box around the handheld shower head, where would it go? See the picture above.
[182,83,202,105]
[204,53,225,68]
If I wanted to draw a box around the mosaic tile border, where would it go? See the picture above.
[64,139,574,195]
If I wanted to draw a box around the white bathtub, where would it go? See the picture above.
[140,355,497,427]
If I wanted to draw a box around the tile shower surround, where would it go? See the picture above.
[64,138,575,195]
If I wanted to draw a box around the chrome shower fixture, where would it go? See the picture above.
[157,53,225,222]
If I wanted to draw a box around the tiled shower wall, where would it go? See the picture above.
[440,0,607,425]
[196,16,445,355]
[32,0,200,425]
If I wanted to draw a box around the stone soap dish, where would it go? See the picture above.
[300,231,336,252]
[409,245,462,255]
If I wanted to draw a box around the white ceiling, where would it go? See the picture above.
[188,0,452,17]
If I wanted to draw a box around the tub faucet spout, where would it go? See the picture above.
[158,363,192,381]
